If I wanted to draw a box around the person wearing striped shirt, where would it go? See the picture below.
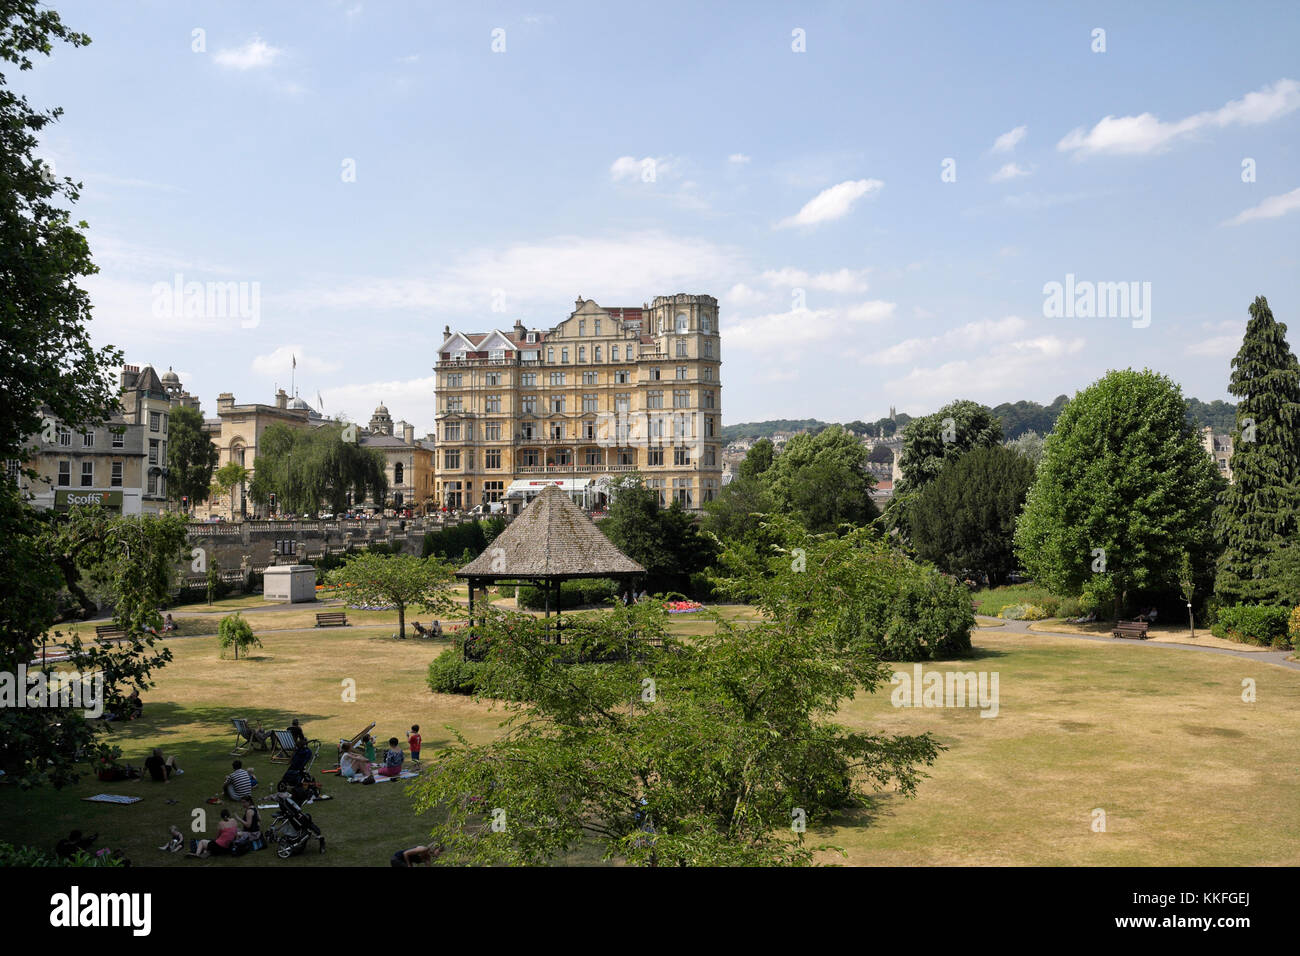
[224,760,255,801]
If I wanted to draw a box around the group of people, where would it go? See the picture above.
[188,797,262,858]
[410,620,443,639]
[620,591,649,605]
[338,725,421,783]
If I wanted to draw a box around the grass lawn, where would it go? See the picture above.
[4,604,1297,866]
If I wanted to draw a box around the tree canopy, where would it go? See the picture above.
[166,404,217,510]
[599,475,716,594]
[1015,369,1223,618]
[325,552,453,639]
[248,422,387,516]
[763,426,878,533]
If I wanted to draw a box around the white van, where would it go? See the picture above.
[470,502,505,516]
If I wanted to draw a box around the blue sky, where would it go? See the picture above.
[18,0,1300,434]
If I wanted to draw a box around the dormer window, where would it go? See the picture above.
[454,350,466,362]
[526,332,537,344]
[490,349,504,361]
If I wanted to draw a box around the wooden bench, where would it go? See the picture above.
[94,625,128,643]
[1112,621,1150,640]
[315,611,349,628]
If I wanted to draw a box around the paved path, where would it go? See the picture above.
[980,617,1300,671]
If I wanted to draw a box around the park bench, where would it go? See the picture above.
[1112,621,1150,640]
[94,625,128,643]
[315,611,349,628]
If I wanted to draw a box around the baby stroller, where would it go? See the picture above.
[266,791,325,858]
[277,741,322,803]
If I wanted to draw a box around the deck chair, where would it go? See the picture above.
[231,718,270,756]
[337,721,376,763]
[269,729,320,764]
[411,621,430,638]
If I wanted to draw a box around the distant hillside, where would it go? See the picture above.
[723,396,1236,444]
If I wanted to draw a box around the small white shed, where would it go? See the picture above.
[263,565,317,603]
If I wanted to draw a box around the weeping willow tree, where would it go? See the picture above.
[247,423,388,515]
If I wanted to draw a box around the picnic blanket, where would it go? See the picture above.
[350,770,420,783]
[84,794,142,804]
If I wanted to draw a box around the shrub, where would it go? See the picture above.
[1290,605,1300,648]
[0,842,126,867]
[1039,596,1060,617]
[999,603,1049,621]
[1056,596,1083,618]
[1079,574,1117,615]
[516,578,618,610]
[1211,604,1292,648]
[688,571,717,602]
[873,569,973,660]
[426,648,485,695]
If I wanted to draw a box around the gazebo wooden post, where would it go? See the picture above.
[556,579,563,644]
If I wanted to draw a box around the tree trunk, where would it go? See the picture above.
[398,604,405,639]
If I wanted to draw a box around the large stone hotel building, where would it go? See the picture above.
[434,293,722,512]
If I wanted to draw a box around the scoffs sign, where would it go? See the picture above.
[54,490,123,511]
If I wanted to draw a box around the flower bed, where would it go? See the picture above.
[664,600,704,614]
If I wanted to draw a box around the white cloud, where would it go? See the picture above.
[1058,78,1300,157]
[1186,320,1246,356]
[250,346,341,377]
[322,376,437,436]
[724,300,896,352]
[610,155,676,182]
[862,316,1029,366]
[760,267,870,293]
[883,336,1086,401]
[991,125,1027,153]
[725,282,769,306]
[777,178,883,228]
[213,37,284,71]
[1223,185,1300,225]
[728,153,751,164]
[990,162,1033,183]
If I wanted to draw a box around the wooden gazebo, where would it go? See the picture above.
[455,485,643,638]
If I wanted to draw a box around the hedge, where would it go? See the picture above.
[426,648,486,695]
[515,578,618,610]
[1211,604,1292,648]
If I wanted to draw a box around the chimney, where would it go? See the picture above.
[216,392,235,413]
[575,295,583,310]
[444,325,450,337]
[514,320,525,336]
[275,388,288,409]
[404,423,414,444]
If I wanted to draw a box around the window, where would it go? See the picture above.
[394,463,404,485]
[5,459,20,482]
[80,461,93,486]
[615,393,630,414]
[147,471,158,495]
[547,347,555,363]
[702,479,717,503]
[649,416,665,439]
[703,339,713,358]
[647,390,663,409]
[485,449,501,469]
[649,367,661,381]
[594,319,601,335]
[58,427,71,447]
[82,431,94,448]
[550,396,566,414]
[57,461,70,486]
[150,412,161,432]
[673,413,691,439]
[594,346,602,362]
[522,350,540,362]
[554,449,572,466]
[618,449,635,467]
[520,450,539,467]
[578,346,585,363]
[676,366,688,380]
[526,332,537,344]
[522,420,536,440]
[485,422,501,441]
[111,428,125,449]
[562,347,569,363]
[647,448,664,467]
[550,372,566,386]
[582,420,596,440]
[454,350,466,361]
[484,480,504,502]
[585,448,602,466]
[676,313,688,333]
[111,461,123,487]
[444,423,461,441]
[705,417,715,438]
[520,372,537,386]
[612,346,619,362]
[549,422,564,440]
[701,312,712,333]
[674,478,692,507]
[582,371,598,385]
[703,367,714,381]
[149,439,159,464]
[521,396,537,415]
[485,395,501,413]
[445,396,463,412]
[579,320,586,336]
[674,447,692,466]
[234,444,245,466]
[485,372,501,386]
[445,373,462,387]
[490,349,504,361]
[674,389,690,409]
[676,340,688,357]
[582,394,598,413]
[703,390,715,409]
[614,370,630,384]
[444,449,460,469]
[464,423,474,442]
[703,446,717,467]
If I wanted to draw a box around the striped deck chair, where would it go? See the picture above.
[270,729,321,764]
[231,718,269,755]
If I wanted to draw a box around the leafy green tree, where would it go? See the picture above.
[248,422,387,516]
[211,461,249,520]
[1213,296,1300,606]
[887,401,1002,539]
[410,545,942,865]
[600,475,717,593]
[911,445,1036,586]
[218,612,261,660]
[1015,370,1223,621]
[1004,429,1045,467]
[764,426,877,532]
[166,405,217,512]
[737,438,775,480]
[325,552,453,638]
[701,473,773,545]
[991,396,1068,440]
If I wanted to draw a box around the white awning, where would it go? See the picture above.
[504,478,594,497]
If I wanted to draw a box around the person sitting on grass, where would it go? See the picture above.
[163,613,175,633]
[143,747,182,783]
[377,737,405,778]
[338,743,370,781]
[189,810,239,858]
[237,796,261,835]
[390,843,443,867]
[361,733,376,763]
[224,759,255,801]
[287,718,307,747]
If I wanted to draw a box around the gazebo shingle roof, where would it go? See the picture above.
[456,485,643,579]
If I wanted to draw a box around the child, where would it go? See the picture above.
[362,733,376,763]
[406,725,422,764]
[377,737,404,778]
